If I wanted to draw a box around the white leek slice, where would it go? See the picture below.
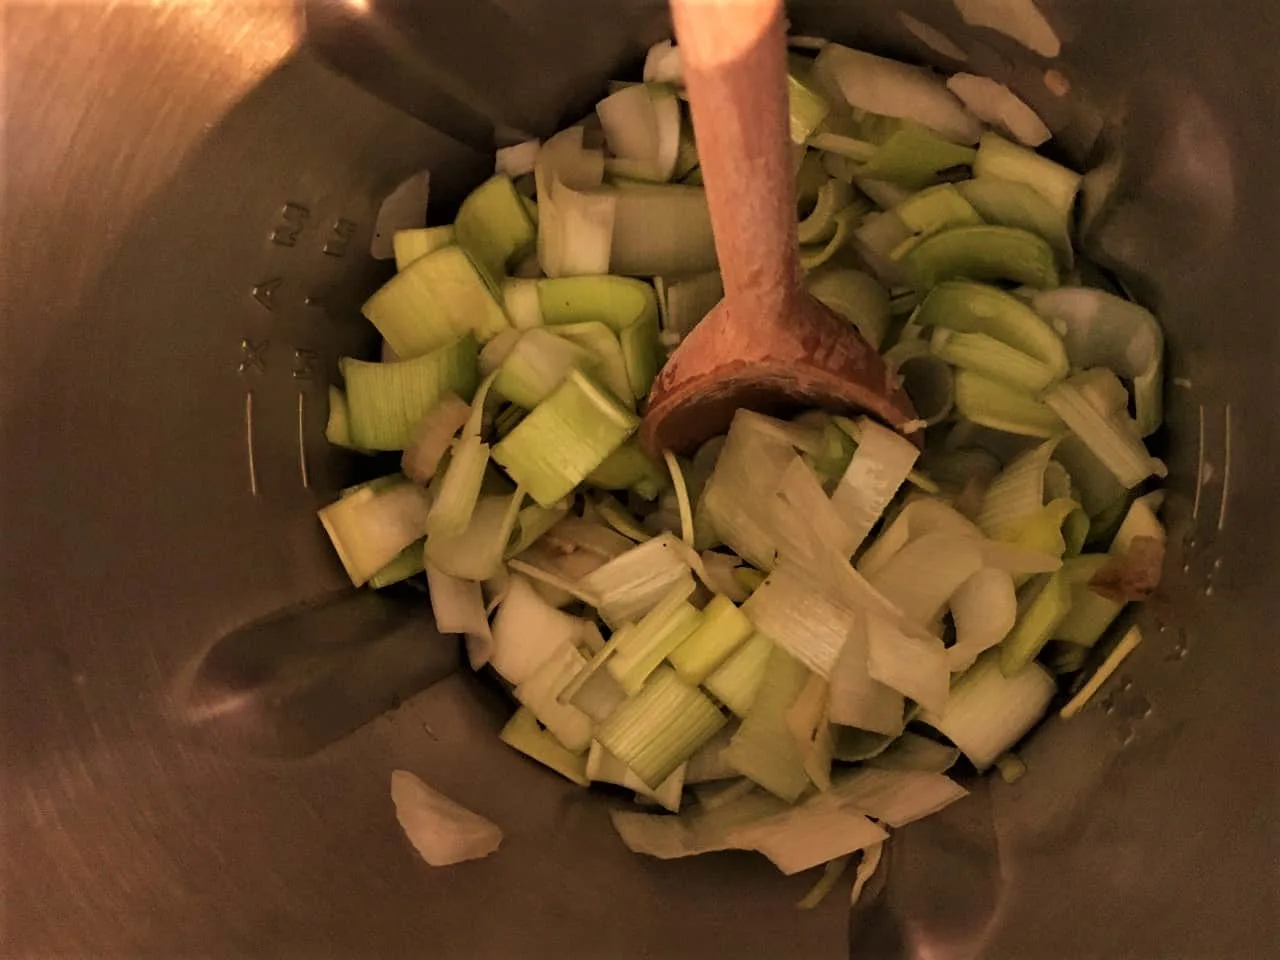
[864,614,950,713]
[488,574,586,686]
[948,567,1017,672]
[769,456,860,572]
[609,183,717,276]
[798,202,865,271]
[401,392,471,484]
[867,533,985,629]
[813,44,982,144]
[426,564,493,670]
[657,270,724,339]
[946,74,1050,147]
[804,267,892,348]
[701,410,799,570]
[683,724,739,783]
[318,479,433,587]
[721,647,815,802]
[535,126,615,278]
[1000,569,1071,674]
[953,0,1062,57]
[513,642,593,752]
[827,616,905,736]
[1033,287,1165,437]
[728,795,888,876]
[786,672,835,791]
[495,139,541,179]
[505,499,572,558]
[867,732,961,773]
[829,767,968,827]
[390,769,502,867]
[743,565,857,679]
[598,83,681,183]
[425,491,523,581]
[393,225,455,273]
[919,649,1054,771]
[1043,371,1166,487]
[829,416,920,551]
[500,708,589,786]
[578,532,693,628]
[856,176,915,210]
[609,789,791,860]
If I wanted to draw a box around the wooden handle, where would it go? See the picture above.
[670,0,799,315]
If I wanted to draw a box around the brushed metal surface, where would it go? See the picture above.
[2,0,1278,957]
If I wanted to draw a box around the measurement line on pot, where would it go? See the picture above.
[1217,403,1232,532]
[1191,404,1206,524]
[297,392,310,490]
[245,391,259,497]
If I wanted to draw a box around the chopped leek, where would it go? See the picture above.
[494,327,595,410]
[827,616,905,736]
[492,370,638,507]
[893,183,983,242]
[455,174,537,292]
[401,392,470,484]
[704,631,774,718]
[917,280,1068,379]
[920,649,1054,771]
[721,646,813,802]
[798,202,864,271]
[362,246,509,360]
[426,564,492,669]
[587,741,686,812]
[318,478,432,587]
[500,708,590,786]
[367,541,427,589]
[787,71,832,144]
[744,566,858,679]
[609,183,717,277]
[495,140,541,179]
[325,386,366,452]
[578,532,692,628]
[973,133,1079,220]
[586,442,667,499]
[502,277,544,330]
[669,594,755,685]
[803,268,892,348]
[829,416,921,551]
[948,567,1017,672]
[1043,372,1167,487]
[1000,571,1072,675]
[657,270,723,339]
[598,83,681,183]
[903,225,1059,293]
[829,767,968,827]
[514,641,593,752]
[958,177,1073,268]
[551,321,634,407]
[797,178,854,245]
[1060,625,1143,719]
[535,126,615,278]
[393,225,455,272]
[596,664,727,788]
[424,491,523,581]
[867,732,961,773]
[954,369,1063,437]
[606,579,701,695]
[341,336,480,451]
[489,574,586,685]
[728,795,888,876]
[1033,287,1164,436]
[390,769,502,867]
[864,614,950,713]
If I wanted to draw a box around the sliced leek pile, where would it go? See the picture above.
[322,36,1166,898]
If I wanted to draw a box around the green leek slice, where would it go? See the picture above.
[492,370,639,507]
[454,174,537,293]
[341,335,480,451]
[903,225,1059,293]
[393,225,455,272]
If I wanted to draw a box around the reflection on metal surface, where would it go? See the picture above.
[1218,402,1232,532]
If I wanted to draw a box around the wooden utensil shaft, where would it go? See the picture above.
[670,0,800,318]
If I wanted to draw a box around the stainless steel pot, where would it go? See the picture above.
[3,1,1277,956]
